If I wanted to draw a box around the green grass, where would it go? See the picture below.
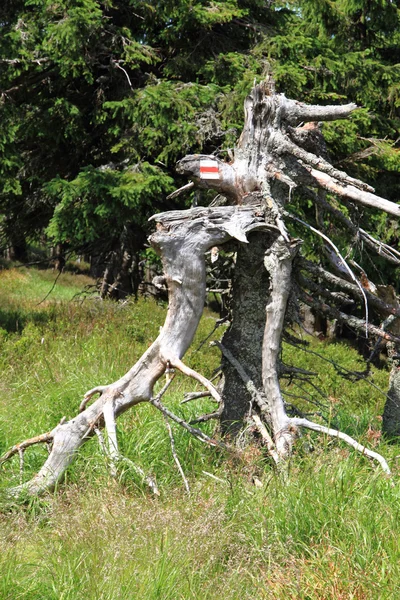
[0,266,399,599]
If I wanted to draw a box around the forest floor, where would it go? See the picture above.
[0,266,399,599]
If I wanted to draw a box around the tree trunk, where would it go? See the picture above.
[383,359,400,438]
[220,232,272,434]
[100,225,143,300]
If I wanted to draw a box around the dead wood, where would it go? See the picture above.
[3,79,396,496]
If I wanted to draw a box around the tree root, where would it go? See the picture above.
[3,83,396,497]
[0,431,53,466]
[291,417,391,475]
[181,391,213,404]
[213,327,391,474]
[79,385,108,412]
[170,358,222,404]
[164,416,190,496]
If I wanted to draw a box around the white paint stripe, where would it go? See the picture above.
[200,159,219,168]
[200,172,220,179]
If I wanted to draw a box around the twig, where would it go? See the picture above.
[164,416,190,495]
[202,470,227,484]
[150,395,226,448]
[166,181,195,200]
[194,317,229,353]
[114,62,133,89]
[36,270,62,306]
[291,417,391,475]
[284,336,387,396]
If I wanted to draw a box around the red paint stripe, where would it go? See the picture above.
[200,166,219,173]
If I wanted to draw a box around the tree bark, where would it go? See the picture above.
[220,232,273,434]
[383,358,400,438]
[100,225,143,300]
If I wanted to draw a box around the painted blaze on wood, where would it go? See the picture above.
[199,159,219,180]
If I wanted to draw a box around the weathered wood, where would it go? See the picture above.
[263,237,300,458]
[4,80,395,496]
[4,206,265,495]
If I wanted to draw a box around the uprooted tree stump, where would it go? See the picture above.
[3,79,400,496]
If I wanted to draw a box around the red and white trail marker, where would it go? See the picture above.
[199,159,219,180]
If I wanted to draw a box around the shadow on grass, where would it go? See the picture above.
[0,306,52,334]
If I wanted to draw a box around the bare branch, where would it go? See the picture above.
[308,167,400,217]
[275,132,374,192]
[287,211,370,336]
[0,57,50,65]
[299,257,400,319]
[306,187,400,265]
[282,99,358,125]
[298,289,400,343]
[166,181,195,200]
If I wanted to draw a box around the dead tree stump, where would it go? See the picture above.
[3,79,398,496]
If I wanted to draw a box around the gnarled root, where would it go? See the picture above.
[2,206,261,497]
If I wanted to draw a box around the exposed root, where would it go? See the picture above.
[170,358,222,404]
[80,385,108,412]
[291,417,391,475]
[103,399,119,477]
[94,425,160,495]
[181,391,212,404]
[190,410,221,424]
[150,394,226,449]
[0,431,53,466]
[164,416,190,496]
[251,414,280,465]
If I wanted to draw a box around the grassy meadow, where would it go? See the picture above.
[0,265,400,599]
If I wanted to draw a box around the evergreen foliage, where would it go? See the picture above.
[0,0,399,284]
